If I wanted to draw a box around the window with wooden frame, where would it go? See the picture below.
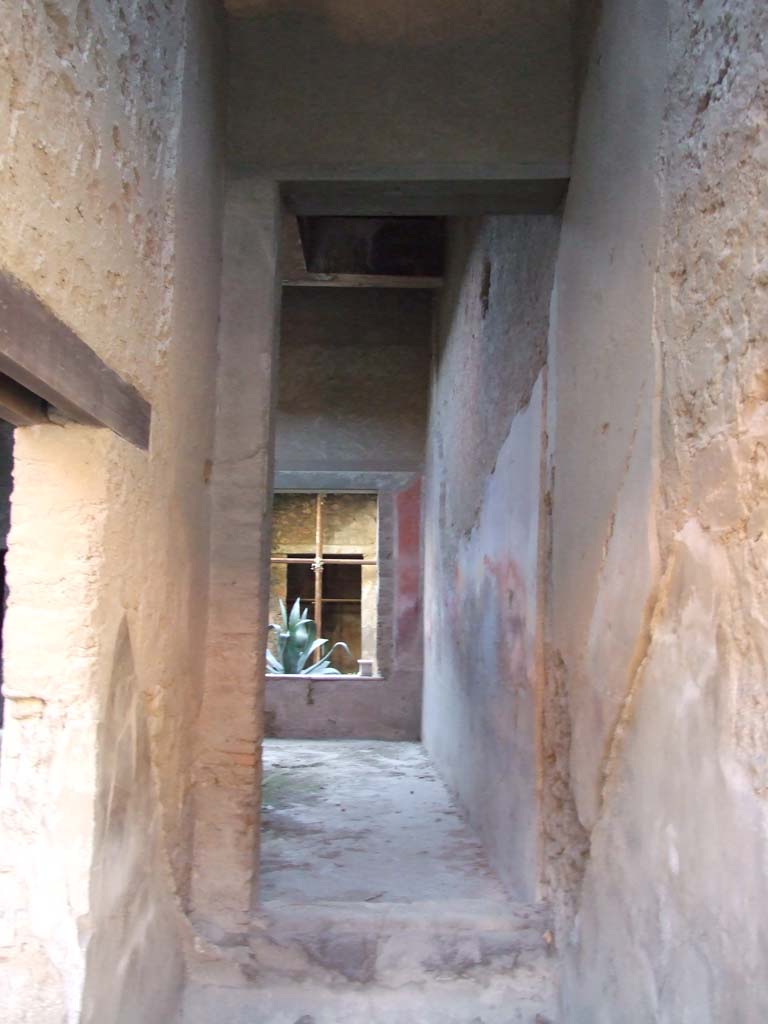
[269,492,378,674]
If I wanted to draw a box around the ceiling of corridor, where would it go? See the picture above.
[221,0,570,43]
[224,0,575,187]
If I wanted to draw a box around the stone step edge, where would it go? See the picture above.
[183,900,555,986]
[255,898,552,933]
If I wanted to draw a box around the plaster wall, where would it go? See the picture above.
[0,1,224,1020]
[226,1,573,181]
[548,0,768,1019]
[276,288,431,474]
[422,217,560,900]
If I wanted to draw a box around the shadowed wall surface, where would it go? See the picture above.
[422,216,561,900]
[226,0,573,180]
[552,1,768,1019]
[276,288,432,474]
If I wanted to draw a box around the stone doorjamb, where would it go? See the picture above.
[189,178,282,943]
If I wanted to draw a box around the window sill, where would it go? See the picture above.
[266,673,385,683]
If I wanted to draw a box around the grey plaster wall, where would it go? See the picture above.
[422,217,560,901]
[264,675,419,741]
[226,1,573,181]
[547,0,768,1020]
[275,288,432,474]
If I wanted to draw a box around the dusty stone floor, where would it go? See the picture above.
[260,740,510,905]
[182,742,556,1022]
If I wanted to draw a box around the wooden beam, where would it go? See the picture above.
[0,373,48,427]
[282,178,570,217]
[313,492,324,660]
[280,214,308,279]
[283,272,442,290]
[0,270,151,449]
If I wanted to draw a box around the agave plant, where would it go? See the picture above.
[266,598,351,675]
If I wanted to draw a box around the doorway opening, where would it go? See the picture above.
[254,207,549,1005]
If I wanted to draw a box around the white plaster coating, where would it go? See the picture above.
[0,428,109,1024]
[0,1,225,1020]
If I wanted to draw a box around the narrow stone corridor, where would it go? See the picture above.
[260,740,510,905]
[3,2,767,1021]
[182,742,556,1023]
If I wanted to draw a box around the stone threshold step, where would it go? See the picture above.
[185,900,556,997]
[181,976,558,1024]
[255,898,552,935]
[250,899,554,977]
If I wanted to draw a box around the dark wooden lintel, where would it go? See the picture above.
[0,270,151,449]
[282,178,570,217]
[283,272,442,290]
[0,373,49,427]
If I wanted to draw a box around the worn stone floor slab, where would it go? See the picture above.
[182,977,557,1024]
[260,739,511,905]
[180,741,558,1022]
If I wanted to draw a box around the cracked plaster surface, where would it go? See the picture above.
[556,0,768,1019]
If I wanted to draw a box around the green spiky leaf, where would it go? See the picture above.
[266,602,353,676]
